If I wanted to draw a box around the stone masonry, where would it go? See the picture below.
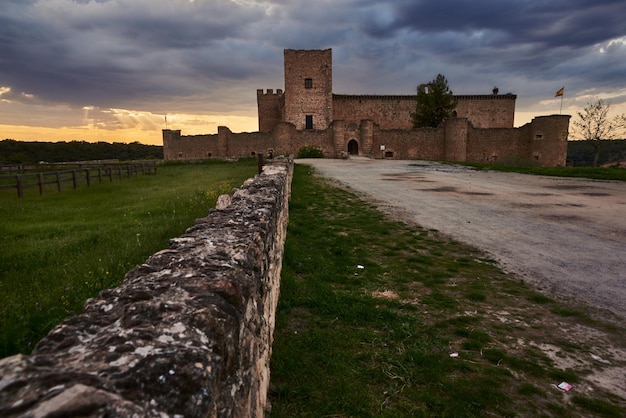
[0,159,293,418]
[258,49,517,132]
[164,49,570,167]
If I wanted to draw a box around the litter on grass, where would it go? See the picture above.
[590,353,611,364]
[557,382,573,391]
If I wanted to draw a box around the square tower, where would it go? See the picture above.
[283,49,333,130]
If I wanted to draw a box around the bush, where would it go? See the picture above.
[297,146,324,159]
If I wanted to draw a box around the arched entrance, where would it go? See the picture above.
[347,139,359,156]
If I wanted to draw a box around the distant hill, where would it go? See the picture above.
[567,139,626,167]
[0,139,163,164]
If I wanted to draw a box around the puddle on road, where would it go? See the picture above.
[407,164,475,173]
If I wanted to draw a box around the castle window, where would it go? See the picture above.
[304,78,313,89]
[534,131,544,140]
[305,115,313,129]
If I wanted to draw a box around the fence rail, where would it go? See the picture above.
[0,163,157,198]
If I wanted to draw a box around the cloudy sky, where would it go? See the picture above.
[1,0,625,145]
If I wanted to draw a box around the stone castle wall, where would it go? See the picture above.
[464,115,570,166]
[163,114,570,167]
[331,94,517,131]
[454,95,516,128]
[332,95,415,130]
[0,160,293,418]
[466,127,527,164]
[368,126,445,160]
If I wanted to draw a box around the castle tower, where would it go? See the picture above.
[283,49,333,130]
[528,115,570,166]
[257,89,283,132]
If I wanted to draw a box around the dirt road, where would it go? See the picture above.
[297,158,626,322]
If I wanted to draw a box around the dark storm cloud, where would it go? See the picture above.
[0,0,624,119]
[380,0,626,47]
[353,0,626,75]
[0,0,268,108]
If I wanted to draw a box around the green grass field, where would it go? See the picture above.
[268,164,625,417]
[462,163,626,181]
[0,159,257,357]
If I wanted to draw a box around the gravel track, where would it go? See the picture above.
[297,158,626,322]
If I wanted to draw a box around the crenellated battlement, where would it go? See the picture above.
[456,94,517,101]
[257,89,283,96]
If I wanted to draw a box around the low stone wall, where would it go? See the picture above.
[0,159,293,417]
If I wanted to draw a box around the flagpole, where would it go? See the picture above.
[555,87,564,114]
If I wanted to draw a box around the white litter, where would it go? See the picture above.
[557,382,573,391]
[590,353,611,364]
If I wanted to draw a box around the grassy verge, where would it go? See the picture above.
[269,164,626,417]
[461,163,626,181]
[0,159,257,357]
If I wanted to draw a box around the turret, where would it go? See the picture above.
[257,89,284,132]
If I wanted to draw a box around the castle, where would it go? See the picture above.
[163,49,569,166]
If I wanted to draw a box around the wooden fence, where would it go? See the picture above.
[0,163,157,198]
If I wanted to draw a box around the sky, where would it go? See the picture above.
[1,0,625,146]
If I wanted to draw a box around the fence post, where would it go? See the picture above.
[108,167,113,182]
[118,167,122,180]
[16,175,23,198]
[85,169,91,187]
[257,153,264,175]
[98,168,103,183]
[38,173,44,195]
[56,172,62,193]
[72,170,77,190]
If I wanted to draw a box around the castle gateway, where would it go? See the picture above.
[164,49,570,166]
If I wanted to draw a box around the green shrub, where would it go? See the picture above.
[297,146,324,158]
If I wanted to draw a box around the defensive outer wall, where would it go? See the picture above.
[0,159,293,417]
[163,114,570,167]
